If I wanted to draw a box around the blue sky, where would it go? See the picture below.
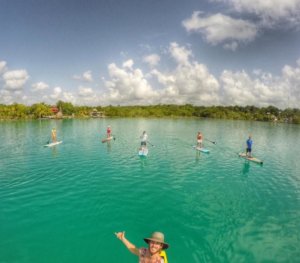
[1,0,300,109]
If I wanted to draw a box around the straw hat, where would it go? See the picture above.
[144,232,169,249]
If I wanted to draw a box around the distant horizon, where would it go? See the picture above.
[1,101,299,111]
[1,0,300,109]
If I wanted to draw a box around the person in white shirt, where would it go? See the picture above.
[140,131,148,147]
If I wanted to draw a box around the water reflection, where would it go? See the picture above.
[195,150,201,162]
[106,141,112,152]
[139,155,148,167]
[44,145,59,157]
[242,161,250,174]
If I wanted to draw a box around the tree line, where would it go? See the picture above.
[0,101,299,124]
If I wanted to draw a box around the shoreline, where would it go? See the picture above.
[1,103,299,124]
[0,116,298,125]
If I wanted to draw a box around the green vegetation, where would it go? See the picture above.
[0,102,299,124]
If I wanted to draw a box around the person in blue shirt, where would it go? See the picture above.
[246,135,253,157]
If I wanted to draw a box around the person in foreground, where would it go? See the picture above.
[51,128,57,143]
[246,135,253,157]
[115,231,169,263]
[196,131,203,148]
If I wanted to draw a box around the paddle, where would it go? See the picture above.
[147,141,155,147]
[205,138,216,144]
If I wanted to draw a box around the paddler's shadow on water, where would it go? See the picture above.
[51,147,58,157]
[195,151,201,162]
[106,141,112,152]
[139,156,148,167]
[242,161,250,175]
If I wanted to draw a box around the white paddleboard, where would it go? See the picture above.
[102,136,114,143]
[44,141,63,147]
[138,147,148,156]
[193,146,210,153]
[239,153,263,164]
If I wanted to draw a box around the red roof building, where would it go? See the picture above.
[51,106,59,113]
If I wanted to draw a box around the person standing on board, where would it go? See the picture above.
[246,135,253,157]
[196,131,203,148]
[107,125,112,138]
[140,131,148,148]
[115,231,169,263]
[51,128,57,143]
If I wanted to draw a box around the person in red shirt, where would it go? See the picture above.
[107,125,112,138]
[197,131,203,148]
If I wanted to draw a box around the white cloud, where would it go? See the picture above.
[0,89,12,104]
[220,63,300,109]
[48,86,76,104]
[73,70,93,82]
[122,59,134,69]
[143,54,160,67]
[152,63,220,105]
[0,66,28,104]
[150,69,176,86]
[223,41,238,51]
[221,70,261,106]
[1,43,299,109]
[104,61,158,105]
[211,0,300,28]
[0,61,7,74]
[32,81,49,92]
[150,43,220,105]
[0,88,28,105]
[226,0,300,27]
[99,44,299,108]
[50,87,62,100]
[3,70,29,90]
[63,92,76,104]
[169,42,192,65]
[76,86,99,105]
[281,63,300,108]
[78,86,94,97]
[182,11,258,49]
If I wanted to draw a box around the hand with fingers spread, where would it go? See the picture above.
[115,231,125,241]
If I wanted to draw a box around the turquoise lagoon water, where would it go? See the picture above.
[0,118,299,263]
